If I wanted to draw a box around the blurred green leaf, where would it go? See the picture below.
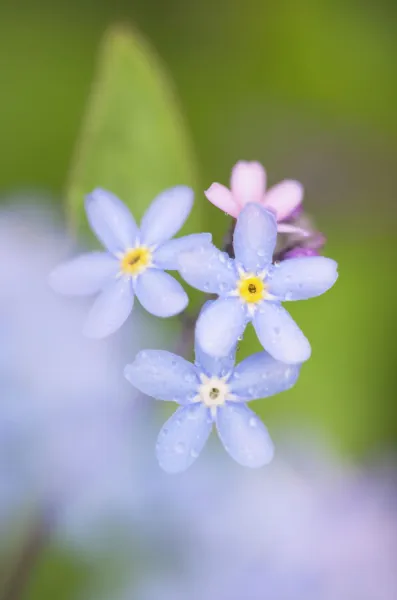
[67,23,200,238]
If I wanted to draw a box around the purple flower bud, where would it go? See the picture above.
[284,246,320,259]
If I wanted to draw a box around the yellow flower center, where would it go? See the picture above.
[120,247,152,276]
[238,275,266,303]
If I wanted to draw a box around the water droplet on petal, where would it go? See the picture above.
[184,373,196,383]
[249,417,258,428]
[190,449,199,459]
[174,442,185,454]
[257,249,265,257]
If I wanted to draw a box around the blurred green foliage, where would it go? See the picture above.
[67,25,198,234]
[0,0,396,597]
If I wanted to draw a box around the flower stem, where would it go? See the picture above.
[0,514,51,600]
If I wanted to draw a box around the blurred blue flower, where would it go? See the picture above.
[0,204,166,556]
[179,203,338,363]
[49,187,211,338]
[124,325,300,473]
[85,439,397,600]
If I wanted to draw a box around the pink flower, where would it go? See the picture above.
[205,161,306,235]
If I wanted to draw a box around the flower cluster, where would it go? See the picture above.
[50,161,338,473]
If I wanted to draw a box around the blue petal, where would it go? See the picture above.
[195,342,237,379]
[253,302,311,364]
[140,186,194,247]
[135,269,188,317]
[233,204,277,272]
[194,301,237,377]
[83,276,134,338]
[49,252,119,296]
[153,233,212,270]
[85,189,139,254]
[216,403,274,468]
[156,404,212,473]
[229,352,300,401]
[179,244,237,294]
[124,350,199,403]
[268,257,338,300]
[196,298,247,358]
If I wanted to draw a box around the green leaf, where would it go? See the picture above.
[66,24,200,239]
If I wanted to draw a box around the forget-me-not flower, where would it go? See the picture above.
[179,203,338,364]
[205,160,308,236]
[124,326,300,473]
[49,187,210,338]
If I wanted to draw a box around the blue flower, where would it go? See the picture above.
[49,187,211,338]
[179,203,338,363]
[124,329,300,473]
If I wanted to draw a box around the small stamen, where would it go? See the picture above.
[209,387,220,400]
[237,274,266,304]
[121,246,152,275]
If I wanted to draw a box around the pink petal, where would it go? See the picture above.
[277,223,310,237]
[263,180,303,221]
[230,161,266,206]
[205,183,240,218]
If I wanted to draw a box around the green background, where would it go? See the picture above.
[0,0,396,597]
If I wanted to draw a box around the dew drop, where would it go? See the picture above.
[249,417,258,428]
[184,373,196,383]
[257,249,265,257]
[174,442,185,454]
[190,449,199,459]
